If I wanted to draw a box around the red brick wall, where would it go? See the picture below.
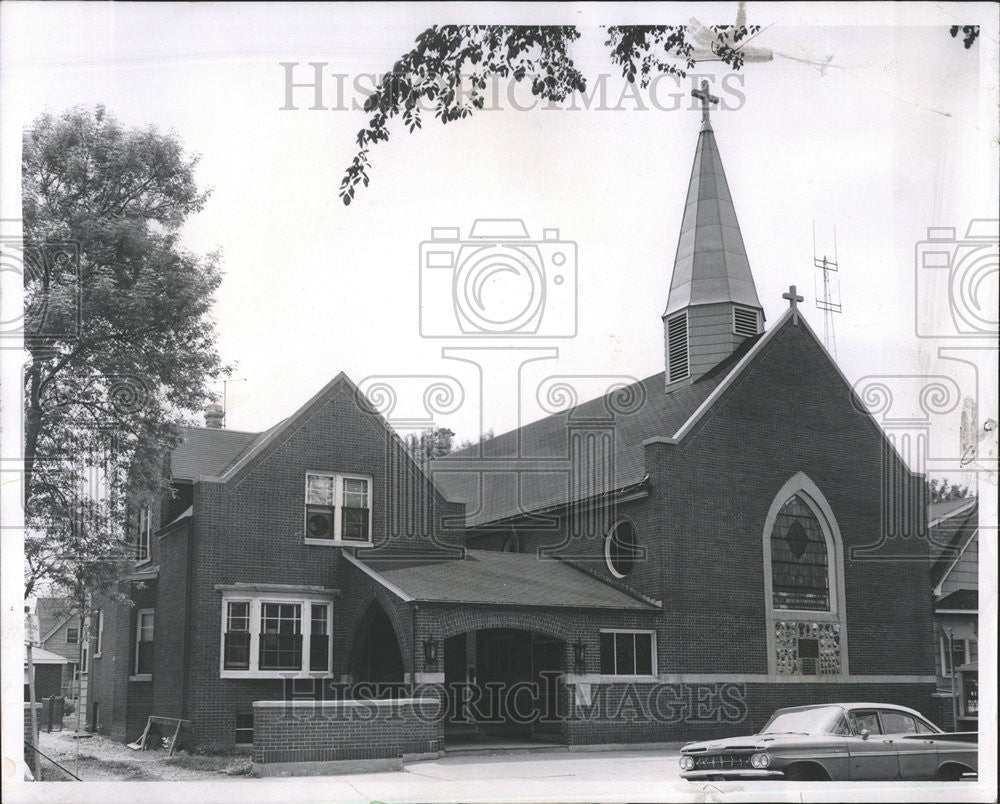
[565,682,937,745]
[164,380,464,746]
[252,698,442,766]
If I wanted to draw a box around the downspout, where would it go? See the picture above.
[411,603,419,695]
[180,519,195,719]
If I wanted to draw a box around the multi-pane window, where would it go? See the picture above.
[135,505,152,563]
[599,630,656,676]
[221,597,332,677]
[66,626,79,644]
[310,604,329,672]
[234,713,254,745]
[259,603,302,670]
[134,609,154,676]
[771,495,830,611]
[341,479,370,542]
[305,473,372,543]
[224,602,251,670]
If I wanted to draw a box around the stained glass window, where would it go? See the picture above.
[771,495,829,611]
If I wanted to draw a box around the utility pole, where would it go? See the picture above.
[946,627,959,730]
[25,605,41,780]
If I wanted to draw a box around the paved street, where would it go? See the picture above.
[11,746,988,803]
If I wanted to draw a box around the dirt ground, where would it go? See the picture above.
[34,719,253,782]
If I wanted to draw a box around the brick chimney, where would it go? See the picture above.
[204,403,224,429]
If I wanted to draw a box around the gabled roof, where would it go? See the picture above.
[24,646,69,665]
[929,497,978,590]
[170,426,265,481]
[935,589,977,612]
[663,119,762,317]
[432,332,762,526]
[35,598,78,644]
[348,550,658,610]
[434,309,917,530]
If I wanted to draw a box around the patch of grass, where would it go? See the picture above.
[167,754,253,776]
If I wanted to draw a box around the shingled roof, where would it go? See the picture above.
[431,334,761,526]
[170,426,272,481]
[350,550,658,610]
[935,589,977,612]
[929,497,978,586]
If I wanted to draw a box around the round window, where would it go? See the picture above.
[605,520,638,578]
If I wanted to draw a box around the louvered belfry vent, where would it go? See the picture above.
[733,306,760,338]
[662,110,765,389]
[667,312,689,383]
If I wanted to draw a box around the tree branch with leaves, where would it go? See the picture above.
[339,23,759,204]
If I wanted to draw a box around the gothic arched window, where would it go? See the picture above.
[770,495,830,611]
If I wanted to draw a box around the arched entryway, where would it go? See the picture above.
[349,602,405,693]
[444,628,566,746]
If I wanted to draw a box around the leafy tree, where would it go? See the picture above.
[22,105,227,599]
[404,427,456,465]
[949,25,980,49]
[926,478,971,504]
[340,23,760,204]
[456,428,495,452]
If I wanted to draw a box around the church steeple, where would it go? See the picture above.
[663,80,764,388]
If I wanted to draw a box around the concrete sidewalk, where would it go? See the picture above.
[8,746,989,803]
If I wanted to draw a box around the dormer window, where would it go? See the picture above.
[305,472,372,545]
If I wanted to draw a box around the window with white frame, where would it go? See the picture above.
[94,610,104,657]
[940,635,977,675]
[66,626,79,644]
[305,472,372,544]
[599,630,656,677]
[220,595,333,678]
[135,505,152,563]
[134,609,154,677]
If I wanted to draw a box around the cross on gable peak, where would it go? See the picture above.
[691,79,720,131]
[783,285,805,325]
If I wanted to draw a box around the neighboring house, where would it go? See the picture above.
[928,497,978,730]
[89,93,938,749]
[24,646,68,702]
[36,598,87,700]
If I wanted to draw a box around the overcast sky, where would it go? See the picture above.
[1,2,997,491]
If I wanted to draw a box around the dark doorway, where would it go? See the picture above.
[350,604,404,694]
[443,629,565,745]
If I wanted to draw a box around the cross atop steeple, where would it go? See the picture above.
[691,80,719,131]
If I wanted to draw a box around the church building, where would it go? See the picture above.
[85,84,937,755]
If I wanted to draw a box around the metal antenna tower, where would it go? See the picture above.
[813,222,842,358]
[219,377,247,429]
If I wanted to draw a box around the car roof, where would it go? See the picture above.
[772,702,928,718]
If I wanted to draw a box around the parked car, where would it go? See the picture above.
[679,702,977,782]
